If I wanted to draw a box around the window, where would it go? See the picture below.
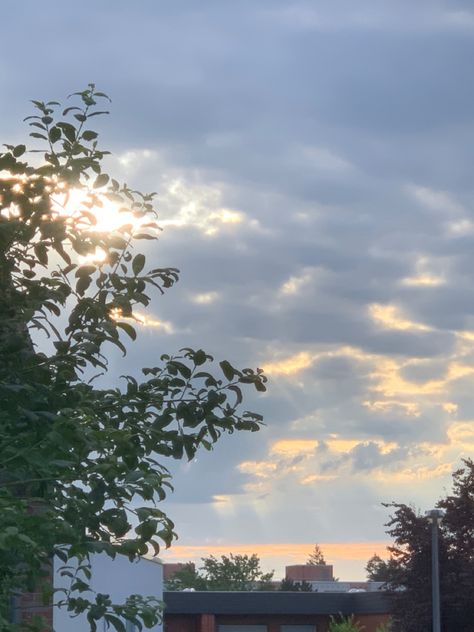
[281,626,315,632]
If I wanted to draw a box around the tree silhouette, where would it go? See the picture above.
[307,544,326,565]
[384,459,474,631]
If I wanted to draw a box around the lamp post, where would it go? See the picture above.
[425,509,444,632]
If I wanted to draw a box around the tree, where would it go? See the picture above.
[307,544,326,565]
[166,554,274,591]
[164,563,208,592]
[0,85,267,631]
[279,578,313,592]
[201,553,274,591]
[383,459,474,632]
[365,554,397,582]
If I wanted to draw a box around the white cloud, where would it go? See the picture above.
[406,184,464,215]
[190,291,219,305]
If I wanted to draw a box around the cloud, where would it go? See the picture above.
[132,312,175,334]
[279,268,317,296]
[3,0,474,581]
[261,2,474,35]
[372,463,454,483]
[369,303,432,332]
[406,184,464,215]
[402,274,445,287]
[190,291,220,305]
[263,352,314,376]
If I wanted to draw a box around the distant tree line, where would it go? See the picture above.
[165,553,322,592]
[165,554,275,591]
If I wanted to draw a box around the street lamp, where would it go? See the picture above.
[425,509,445,632]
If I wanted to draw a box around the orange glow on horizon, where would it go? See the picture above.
[158,541,392,574]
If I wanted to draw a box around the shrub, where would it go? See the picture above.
[328,615,364,632]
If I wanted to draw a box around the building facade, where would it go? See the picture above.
[13,554,163,630]
[54,553,163,631]
[164,591,393,632]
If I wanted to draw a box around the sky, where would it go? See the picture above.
[2,0,474,580]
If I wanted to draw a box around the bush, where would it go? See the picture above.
[328,615,364,632]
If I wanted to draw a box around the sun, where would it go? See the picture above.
[49,184,159,264]
[2,172,159,265]
[50,186,150,234]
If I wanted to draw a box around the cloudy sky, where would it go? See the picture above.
[2,0,474,579]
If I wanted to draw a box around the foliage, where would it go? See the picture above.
[0,85,267,631]
[164,563,208,592]
[365,554,397,583]
[375,622,392,632]
[166,554,274,591]
[307,543,326,565]
[202,553,274,591]
[328,615,364,632]
[279,578,313,592]
[383,459,474,632]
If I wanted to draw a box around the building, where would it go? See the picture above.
[164,590,393,632]
[12,553,163,631]
[285,565,385,593]
[286,566,334,583]
[54,554,163,631]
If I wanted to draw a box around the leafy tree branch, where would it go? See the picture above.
[0,85,267,631]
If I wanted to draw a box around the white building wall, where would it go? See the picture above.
[54,554,163,632]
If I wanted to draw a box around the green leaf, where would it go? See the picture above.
[34,242,48,265]
[30,132,48,140]
[220,360,235,381]
[93,173,109,188]
[116,321,137,340]
[133,232,156,240]
[57,121,76,142]
[193,350,208,366]
[76,276,92,295]
[76,265,97,277]
[109,236,127,249]
[12,144,26,157]
[82,130,98,141]
[49,126,61,143]
[169,361,192,379]
[227,384,243,405]
[132,254,145,276]
[62,106,81,116]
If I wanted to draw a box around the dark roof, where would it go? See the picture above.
[164,591,393,616]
